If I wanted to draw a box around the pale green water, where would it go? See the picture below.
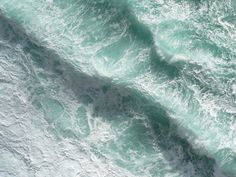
[0,0,235,177]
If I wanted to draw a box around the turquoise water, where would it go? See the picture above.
[0,0,235,176]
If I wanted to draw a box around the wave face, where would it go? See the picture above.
[0,0,235,176]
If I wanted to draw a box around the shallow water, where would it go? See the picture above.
[0,0,235,176]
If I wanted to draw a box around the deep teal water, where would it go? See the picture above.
[0,0,235,177]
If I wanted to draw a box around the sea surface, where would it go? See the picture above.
[0,0,235,177]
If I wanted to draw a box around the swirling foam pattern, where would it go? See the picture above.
[0,0,235,176]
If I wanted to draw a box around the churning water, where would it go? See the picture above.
[0,0,235,176]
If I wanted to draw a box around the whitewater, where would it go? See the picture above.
[0,0,235,177]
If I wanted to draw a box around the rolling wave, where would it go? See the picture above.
[0,0,235,176]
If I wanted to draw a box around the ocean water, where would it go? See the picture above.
[0,0,235,176]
